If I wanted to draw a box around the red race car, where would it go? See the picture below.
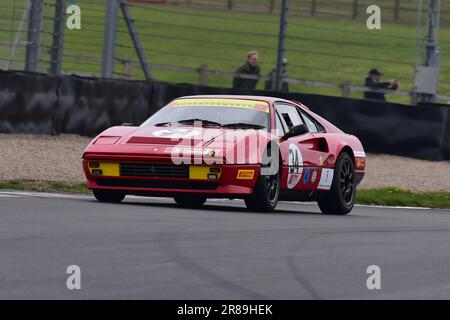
[82,95,366,214]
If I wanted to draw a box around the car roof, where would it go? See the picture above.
[174,95,297,106]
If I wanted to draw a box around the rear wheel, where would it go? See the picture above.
[317,152,355,215]
[173,195,207,208]
[92,189,125,203]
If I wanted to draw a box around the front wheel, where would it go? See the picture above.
[173,195,207,208]
[245,171,280,212]
[317,152,356,215]
[92,189,125,203]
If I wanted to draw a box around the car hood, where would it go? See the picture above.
[120,126,224,146]
[83,125,272,162]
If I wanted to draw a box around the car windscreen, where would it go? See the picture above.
[141,99,270,130]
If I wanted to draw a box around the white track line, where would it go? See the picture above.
[0,190,439,210]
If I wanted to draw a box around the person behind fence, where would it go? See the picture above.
[364,68,399,101]
[232,51,261,90]
[265,57,289,92]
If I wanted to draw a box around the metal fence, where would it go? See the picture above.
[168,0,450,26]
[1,0,450,104]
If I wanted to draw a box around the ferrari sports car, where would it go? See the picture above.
[82,95,366,214]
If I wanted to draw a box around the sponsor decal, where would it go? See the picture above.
[317,168,334,190]
[172,98,270,113]
[303,168,310,184]
[171,146,212,155]
[311,169,317,184]
[319,155,324,166]
[287,144,303,189]
[237,169,255,180]
[153,128,200,138]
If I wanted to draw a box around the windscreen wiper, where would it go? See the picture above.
[176,118,222,127]
[221,123,265,129]
[154,121,173,126]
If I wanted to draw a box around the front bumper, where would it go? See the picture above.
[82,159,260,197]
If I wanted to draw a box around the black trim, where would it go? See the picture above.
[97,179,218,190]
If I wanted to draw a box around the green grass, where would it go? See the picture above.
[1,1,450,104]
[356,188,450,209]
[0,181,89,194]
[1,181,449,209]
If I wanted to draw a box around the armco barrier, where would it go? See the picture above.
[0,71,449,160]
[55,75,154,136]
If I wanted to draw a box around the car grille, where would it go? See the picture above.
[120,163,189,178]
[97,179,217,190]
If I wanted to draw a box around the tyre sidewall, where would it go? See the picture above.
[332,152,355,213]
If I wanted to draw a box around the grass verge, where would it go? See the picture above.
[0,181,449,209]
[356,187,450,209]
[0,181,89,194]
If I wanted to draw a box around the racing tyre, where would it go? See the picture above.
[92,189,125,203]
[317,152,355,215]
[173,195,207,208]
[245,144,280,212]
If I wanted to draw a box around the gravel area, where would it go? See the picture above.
[0,134,449,192]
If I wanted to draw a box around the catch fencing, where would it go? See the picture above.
[1,1,450,104]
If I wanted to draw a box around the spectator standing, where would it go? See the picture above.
[364,68,399,101]
[232,51,260,90]
[265,57,289,92]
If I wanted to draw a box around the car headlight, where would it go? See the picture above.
[94,136,121,145]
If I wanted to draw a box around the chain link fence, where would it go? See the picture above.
[1,0,450,104]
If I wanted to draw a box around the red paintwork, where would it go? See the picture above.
[82,95,365,197]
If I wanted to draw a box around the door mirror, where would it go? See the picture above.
[281,124,308,140]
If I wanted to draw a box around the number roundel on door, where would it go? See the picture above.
[287,143,303,189]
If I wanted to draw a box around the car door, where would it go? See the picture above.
[274,102,330,191]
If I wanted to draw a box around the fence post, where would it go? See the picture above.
[227,0,233,11]
[394,0,400,22]
[276,0,288,91]
[269,0,276,14]
[199,64,209,86]
[101,0,118,78]
[340,81,351,97]
[310,0,316,17]
[123,55,133,80]
[50,0,66,75]
[352,0,358,19]
[410,91,418,105]
[25,0,43,72]
[120,0,153,80]
[270,69,277,91]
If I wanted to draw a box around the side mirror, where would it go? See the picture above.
[282,124,308,140]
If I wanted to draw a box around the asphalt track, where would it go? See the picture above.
[1,190,450,300]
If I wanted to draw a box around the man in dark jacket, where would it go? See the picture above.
[232,51,260,90]
[265,57,289,92]
[364,68,399,101]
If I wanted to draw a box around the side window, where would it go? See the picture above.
[297,108,318,133]
[275,103,305,131]
[275,112,287,137]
